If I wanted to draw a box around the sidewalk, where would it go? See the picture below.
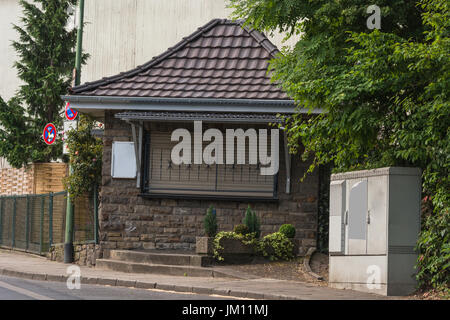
[0,249,390,300]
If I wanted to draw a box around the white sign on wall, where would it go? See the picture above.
[63,120,78,155]
[111,141,136,178]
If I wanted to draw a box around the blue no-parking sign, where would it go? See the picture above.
[65,102,78,121]
[43,123,57,145]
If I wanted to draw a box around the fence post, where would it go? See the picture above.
[39,196,44,254]
[12,197,16,248]
[25,195,30,251]
[94,185,98,244]
[49,192,53,247]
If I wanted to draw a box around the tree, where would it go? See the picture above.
[0,0,87,168]
[243,205,261,238]
[230,0,449,290]
[203,205,218,237]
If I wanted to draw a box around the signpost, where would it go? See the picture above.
[43,123,57,145]
[64,0,85,264]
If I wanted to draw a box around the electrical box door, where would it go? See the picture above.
[347,179,368,255]
[329,180,346,254]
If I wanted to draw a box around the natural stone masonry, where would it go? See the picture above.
[49,243,101,266]
[98,111,319,257]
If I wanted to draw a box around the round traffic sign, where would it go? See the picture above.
[65,102,78,121]
[43,123,57,145]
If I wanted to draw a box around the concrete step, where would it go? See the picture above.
[107,250,213,267]
[95,259,238,278]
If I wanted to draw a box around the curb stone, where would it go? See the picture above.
[155,283,175,291]
[173,285,193,293]
[116,279,136,287]
[32,274,47,281]
[192,287,213,295]
[303,248,324,281]
[46,274,65,282]
[135,281,156,289]
[97,278,117,286]
[81,277,99,285]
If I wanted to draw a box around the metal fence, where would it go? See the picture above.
[0,191,97,255]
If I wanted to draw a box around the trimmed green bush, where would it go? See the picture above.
[258,232,294,261]
[203,205,217,237]
[279,224,296,238]
[243,205,261,238]
[233,224,250,235]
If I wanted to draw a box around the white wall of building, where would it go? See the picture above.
[82,0,298,83]
[0,0,23,102]
[0,0,22,169]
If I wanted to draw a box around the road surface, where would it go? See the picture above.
[0,275,236,300]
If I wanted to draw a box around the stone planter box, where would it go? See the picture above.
[218,238,256,264]
[195,236,214,255]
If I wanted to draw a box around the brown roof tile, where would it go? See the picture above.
[70,19,290,100]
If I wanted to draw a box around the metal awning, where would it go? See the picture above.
[114,111,286,123]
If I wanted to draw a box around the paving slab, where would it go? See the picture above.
[0,249,393,300]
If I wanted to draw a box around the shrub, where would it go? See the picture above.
[279,224,296,238]
[416,197,450,291]
[258,232,294,261]
[203,205,217,237]
[243,205,261,238]
[234,224,250,235]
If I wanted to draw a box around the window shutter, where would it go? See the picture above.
[147,131,275,198]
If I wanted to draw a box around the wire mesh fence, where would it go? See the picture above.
[0,191,97,255]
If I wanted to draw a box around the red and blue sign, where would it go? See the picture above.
[43,123,57,145]
[65,102,78,121]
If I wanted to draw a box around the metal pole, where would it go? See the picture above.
[74,0,85,86]
[12,197,16,248]
[93,184,98,244]
[49,193,53,247]
[65,0,84,263]
[40,196,44,254]
[25,196,30,250]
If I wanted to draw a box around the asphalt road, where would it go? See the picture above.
[0,275,235,300]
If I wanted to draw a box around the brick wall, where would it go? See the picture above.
[99,111,319,256]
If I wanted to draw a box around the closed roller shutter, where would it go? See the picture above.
[147,131,275,198]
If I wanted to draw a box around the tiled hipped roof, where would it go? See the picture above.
[70,19,290,100]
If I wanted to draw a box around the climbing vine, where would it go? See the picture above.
[63,115,103,201]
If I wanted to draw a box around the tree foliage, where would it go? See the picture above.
[0,0,87,168]
[204,205,218,237]
[243,205,261,238]
[230,0,449,290]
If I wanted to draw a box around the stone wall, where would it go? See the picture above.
[99,111,319,256]
[48,243,102,266]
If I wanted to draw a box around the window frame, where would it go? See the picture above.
[140,129,279,202]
